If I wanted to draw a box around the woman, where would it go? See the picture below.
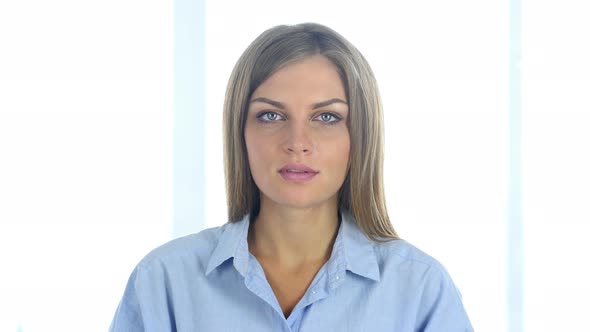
[110,23,473,331]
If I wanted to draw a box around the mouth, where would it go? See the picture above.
[282,169,314,174]
[278,163,319,173]
[278,163,319,182]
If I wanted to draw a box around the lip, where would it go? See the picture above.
[278,163,319,182]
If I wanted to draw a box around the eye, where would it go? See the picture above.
[314,112,342,124]
[256,111,284,123]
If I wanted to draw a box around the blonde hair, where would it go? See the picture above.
[223,23,399,241]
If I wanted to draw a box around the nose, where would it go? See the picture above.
[282,122,314,155]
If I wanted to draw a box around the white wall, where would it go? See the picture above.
[522,0,590,330]
[0,1,173,330]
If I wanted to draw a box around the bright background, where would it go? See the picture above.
[0,0,588,331]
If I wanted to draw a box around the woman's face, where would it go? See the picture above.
[244,55,350,211]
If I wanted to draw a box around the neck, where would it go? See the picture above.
[248,197,340,270]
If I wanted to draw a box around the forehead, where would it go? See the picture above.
[251,55,346,102]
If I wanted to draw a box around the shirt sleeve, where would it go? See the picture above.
[415,265,474,332]
[109,267,146,332]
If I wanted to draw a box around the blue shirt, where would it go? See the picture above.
[110,211,473,331]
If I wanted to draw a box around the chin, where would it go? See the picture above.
[267,192,338,211]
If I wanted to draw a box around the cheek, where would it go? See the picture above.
[244,130,268,175]
[325,130,351,176]
[244,123,258,154]
[339,141,351,174]
[336,128,351,157]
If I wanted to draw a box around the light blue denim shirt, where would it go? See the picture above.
[110,211,473,331]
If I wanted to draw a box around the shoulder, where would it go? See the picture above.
[374,239,444,268]
[373,239,455,285]
[110,223,239,331]
[373,239,473,329]
[135,223,228,272]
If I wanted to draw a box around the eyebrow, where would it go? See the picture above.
[250,97,348,110]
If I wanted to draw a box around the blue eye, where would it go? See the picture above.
[315,113,341,124]
[257,111,284,122]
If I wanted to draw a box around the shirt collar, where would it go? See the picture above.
[205,210,381,282]
[337,210,381,282]
[205,214,251,277]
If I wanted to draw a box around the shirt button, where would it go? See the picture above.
[336,276,340,280]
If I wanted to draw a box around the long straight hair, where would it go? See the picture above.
[223,23,398,241]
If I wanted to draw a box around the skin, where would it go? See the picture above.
[244,55,351,317]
